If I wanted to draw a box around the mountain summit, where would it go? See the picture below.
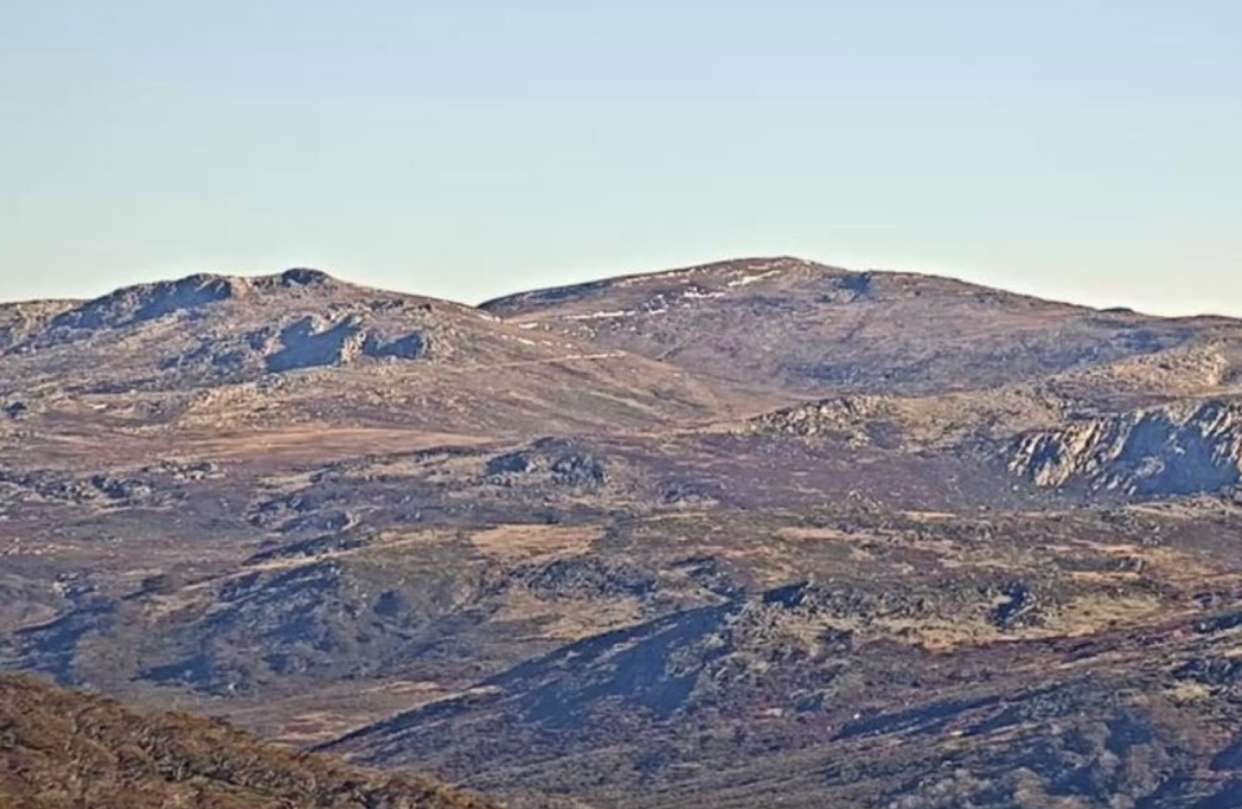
[485,256,1232,395]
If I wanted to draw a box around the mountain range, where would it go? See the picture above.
[3,256,1242,808]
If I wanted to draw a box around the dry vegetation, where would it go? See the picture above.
[0,674,496,809]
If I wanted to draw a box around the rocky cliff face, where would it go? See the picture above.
[0,301,77,352]
[743,384,1242,501]
[1009,400,1242,496]
[743,396,907,447]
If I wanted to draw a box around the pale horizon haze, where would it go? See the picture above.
[2,2,1239,316]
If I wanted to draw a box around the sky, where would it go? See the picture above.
[1,1,1239,315]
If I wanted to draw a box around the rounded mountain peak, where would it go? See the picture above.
[278,268,336,287]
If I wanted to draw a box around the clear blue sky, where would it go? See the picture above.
[2,1,1238,315]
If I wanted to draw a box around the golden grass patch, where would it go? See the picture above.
[469,524,602,560]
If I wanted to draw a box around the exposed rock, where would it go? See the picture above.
[512,557,656,601]
[1174,656,1242,689]
[247,491,353,533]
[141,459,222,482]
[265,316,367,373]
[6,259,1242,809]
[657,480,721,506]
[49,274,244,333]
[745,396,899,445]
[0,466,173,508]
[484,439,607,489]
[89,475,154,502]
[364,332,427,360]
[1009,400,1242,497]
[260,315,429,373]
[271,267,336,288]
[0,301,78,352]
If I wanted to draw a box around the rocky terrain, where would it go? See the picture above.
[3,257,1242,808]
[482,257,1239,396]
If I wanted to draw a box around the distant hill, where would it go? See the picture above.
[0,267,749,450]
[483,256,1241,396]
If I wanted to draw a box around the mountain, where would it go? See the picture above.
[482,257,1241,396]
[4,258,1242,809]
[0,268,751,454]
[0,673,497,809]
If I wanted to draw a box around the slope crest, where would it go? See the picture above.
[481,257,1218,396]
[0,673,496,809]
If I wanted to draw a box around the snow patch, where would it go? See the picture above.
[616,267,710,287]
[565,309,641,321]
[727,269,784,288]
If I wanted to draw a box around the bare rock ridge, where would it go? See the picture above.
[23,268,333,341]
[483,256,877,313]
[263,315,427,373]
[5,268,447,376]
[25,268,351,340]
[1010,399,1242,496]
[45,268,338,331]
[49,274,243,332]
[743,391,1242,500]
[0,301,78,352]
[5,259,1229,390]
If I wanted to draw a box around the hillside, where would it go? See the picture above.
[0,268,751,456]
[0,673,495,809]
[4,258,1242,809]
[329,573,1242,809]
[483,257,1239,396]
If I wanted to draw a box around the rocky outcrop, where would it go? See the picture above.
[1009,400,1242,497]
[484,439,608,489]
[749,393,1242,500]
[265,316,367,373]
[41,269,341,338]
[0,465,177,508]
[159,317,428,378]
[264,317,426,372]
[0,302,77,353]
[744,396,901,446]
[49,275,244,333]
[742,389,1066,452]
